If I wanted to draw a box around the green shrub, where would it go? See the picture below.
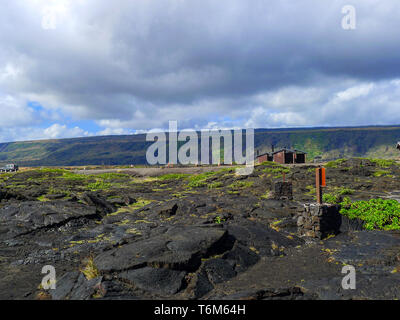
[325,159,347,168]
[214,216,225,224]
[87,181,112,191]
[60,172,88,181]
[373,170,391,177]
[187,180,207,188]
[340,198,400,230]
[337,187,355,195]
[208,181,223,189]
[369,158,397,168]
[228,180,254,190]
[187,171,218,188]
[323,187,354,204]
[323,192,342,204]
[37,195,50,202]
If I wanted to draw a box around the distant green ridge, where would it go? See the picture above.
[0,125,399,166]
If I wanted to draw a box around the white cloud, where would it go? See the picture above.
[96,127,133,136]
[0,94,35,127]
[43,123,89,139]
[1,0,400,142]
[335,83,375,102]
[0,123,90,143]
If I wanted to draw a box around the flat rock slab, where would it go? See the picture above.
[0,201,98,238]
[95,225,228,273]
[118,267,186,296]
[301,273,400,300]
[226,220,304,256]
[325,230,400,266]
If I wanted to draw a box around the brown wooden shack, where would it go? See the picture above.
[255,151,273,164]
[272,148,307,164]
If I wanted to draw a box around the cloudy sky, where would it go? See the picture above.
[1,0,400,142]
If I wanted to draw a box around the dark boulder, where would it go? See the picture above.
[51,272,103,300]
[79,192,116,216]
[222,243,260,273]
[201,258,236,284]
[184,269,214,299]
[157,201,178,217]
[107,195,136,206]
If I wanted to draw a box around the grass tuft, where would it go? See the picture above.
[80,257,100,280]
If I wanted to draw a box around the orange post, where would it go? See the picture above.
[321,167,326,187]
[316,167,323,204]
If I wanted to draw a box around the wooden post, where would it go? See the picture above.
[316,167,323,204]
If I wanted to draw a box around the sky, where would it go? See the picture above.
[1,0,400,143]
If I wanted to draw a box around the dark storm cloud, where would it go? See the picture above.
[0,0,400,140]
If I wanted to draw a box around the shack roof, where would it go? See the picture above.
[272,148,307,155]
[255,151,272,158]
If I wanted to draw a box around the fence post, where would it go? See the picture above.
[316,167,326,204]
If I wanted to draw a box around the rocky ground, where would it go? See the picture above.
[1,158,400,300]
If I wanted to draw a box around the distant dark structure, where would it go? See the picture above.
[255,147,307,164]
[255,150,273,164]
[397,142,400,151]
[272,148,307,164]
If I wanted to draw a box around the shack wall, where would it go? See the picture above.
[256,154,269,164]
[273,151,285,164]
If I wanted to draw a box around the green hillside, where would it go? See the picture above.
[0,126,399,166]
[254,126,400,160]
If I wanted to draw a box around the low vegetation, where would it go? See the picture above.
[208,181,223,189]
[373,170,392,178]
[228,180,254,191]
[340,198,400,230]
[368,158,397,168]
[80,257,100,280]
[87,181,113,191]
[263,167,290,174]
[325,159,347,168]
[323,187,355,204]
[187,171,219,188]
[158,173,189,181]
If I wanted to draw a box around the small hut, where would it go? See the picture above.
[272,148,307,164]
[255,151,273,164]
